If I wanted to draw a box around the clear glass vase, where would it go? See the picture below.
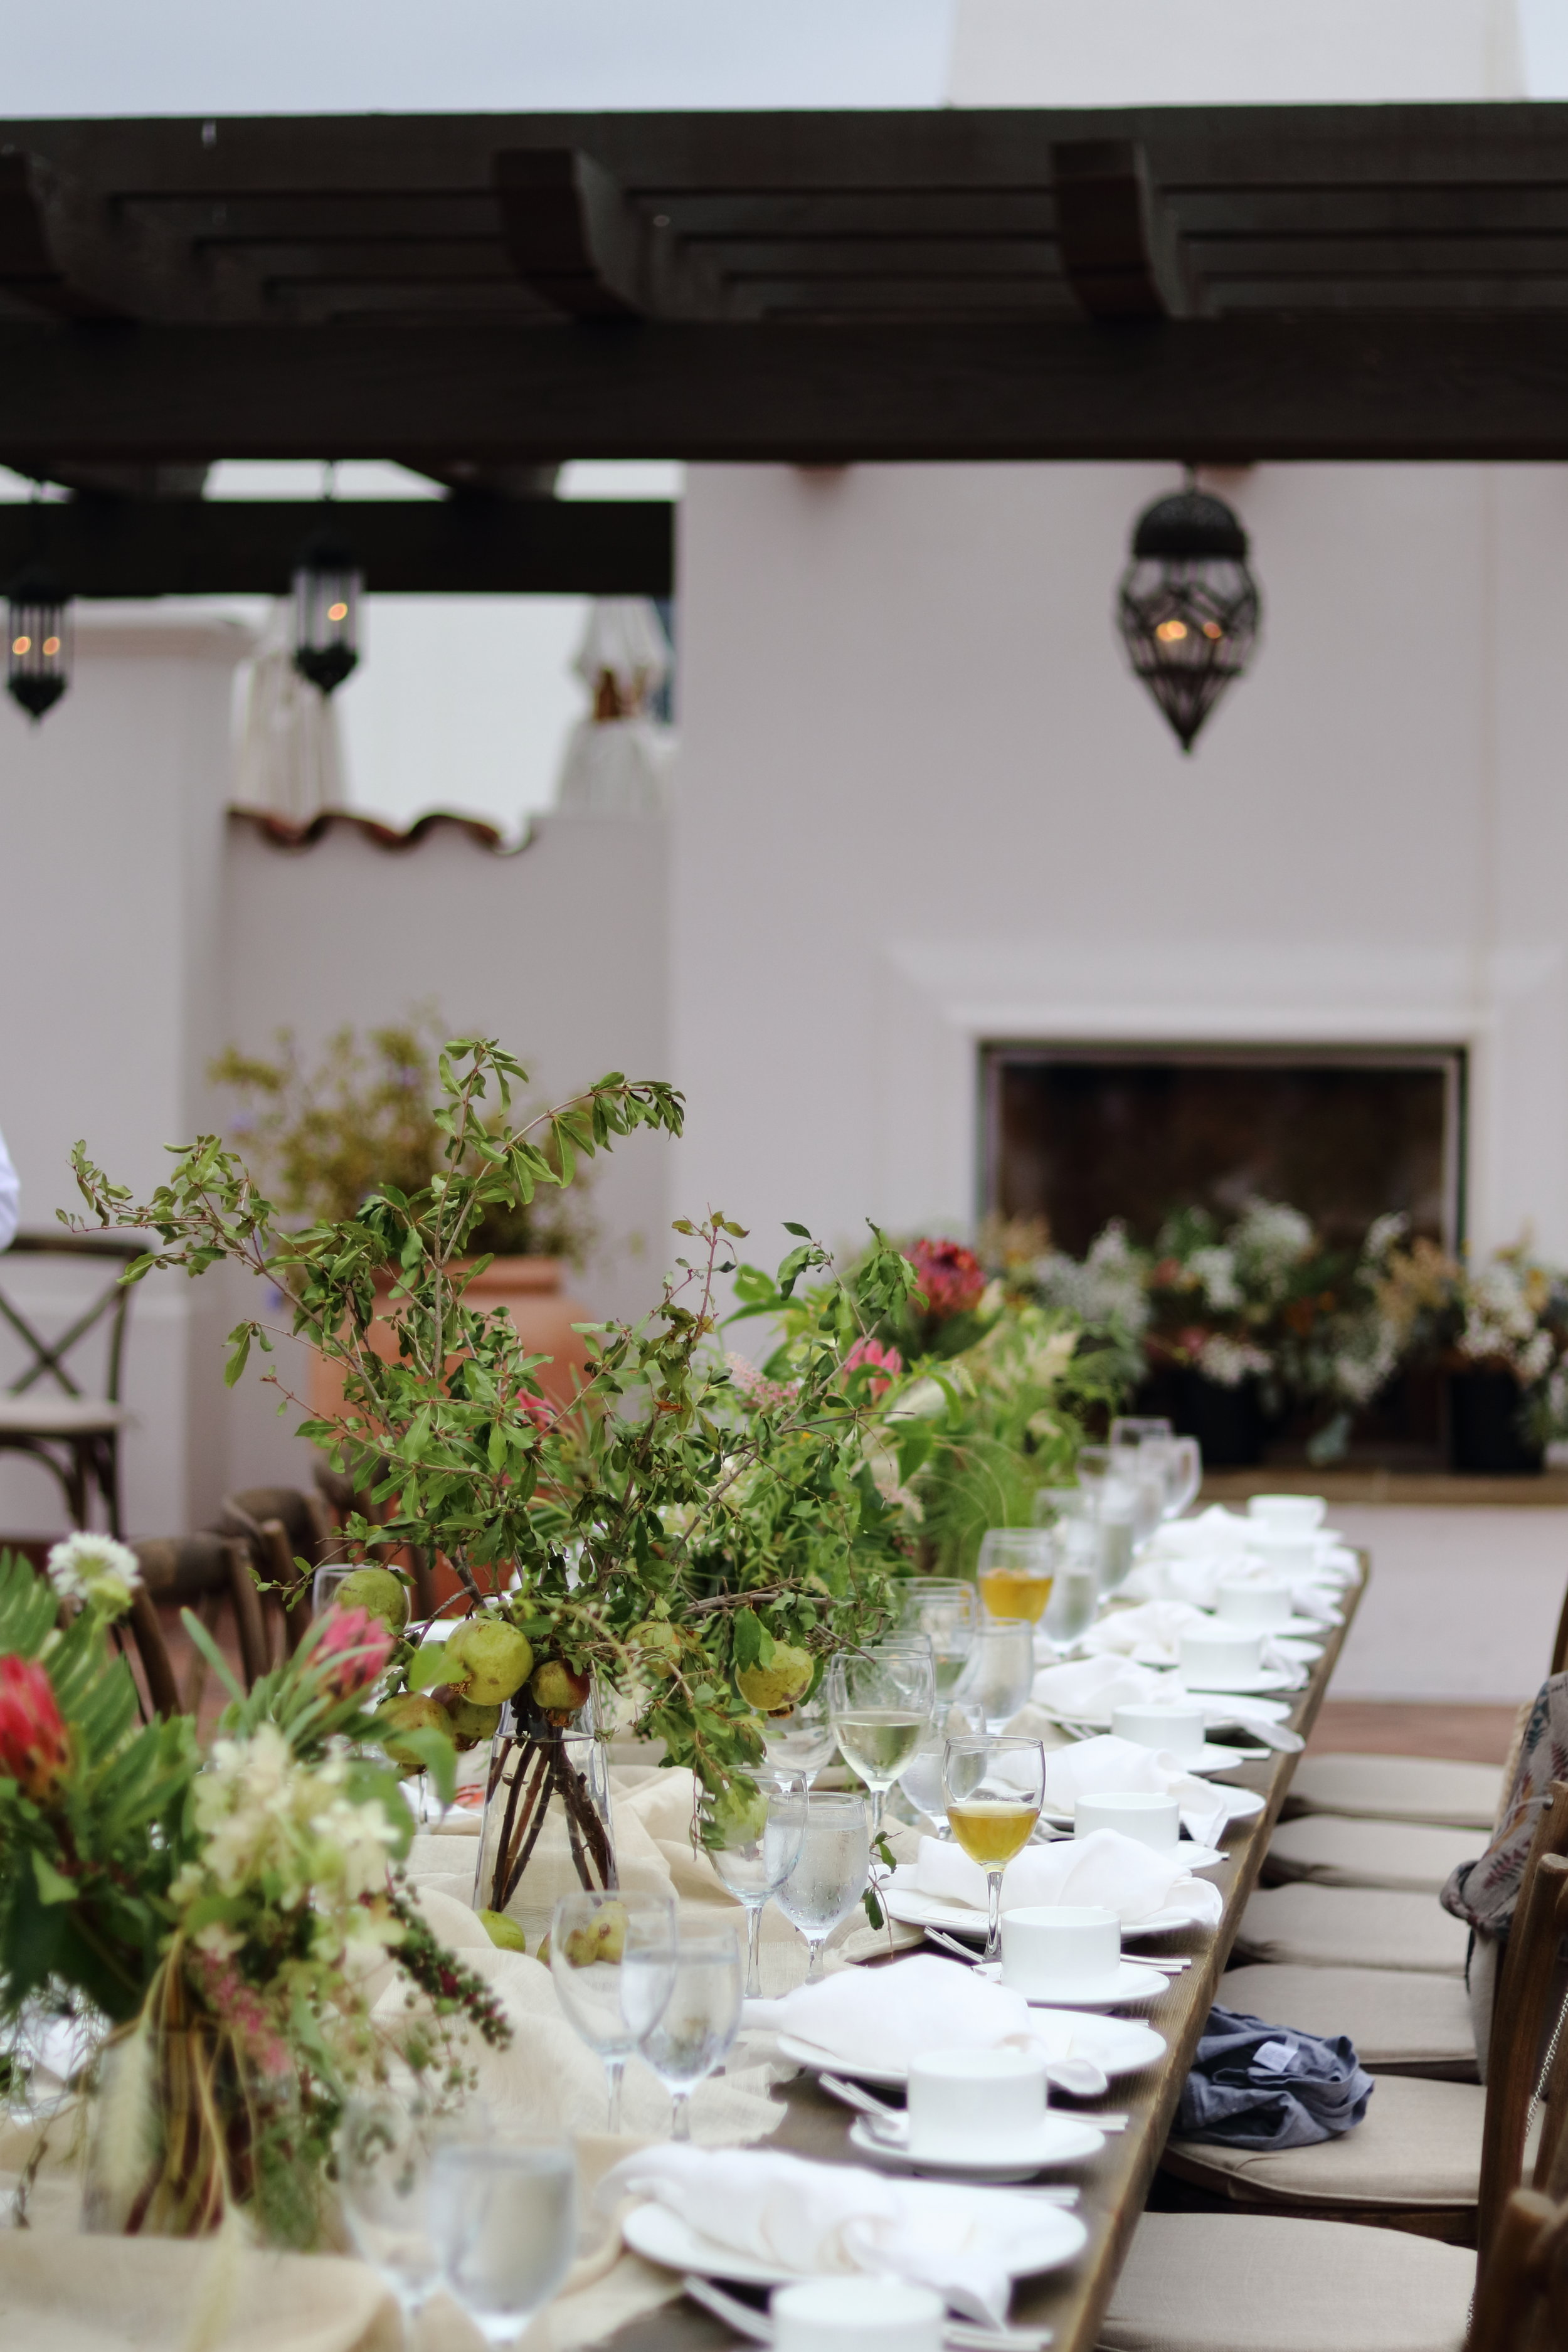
[472,1694,617,1954]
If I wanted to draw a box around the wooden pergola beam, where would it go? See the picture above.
[0,495,674,596]
[7,315,1568,462]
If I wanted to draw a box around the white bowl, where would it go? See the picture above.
[1000,1903,1120,2001]
[1074,1789,1180,1851]
[1215,1578,1293,1631]
[906,2046,1047,2158]
[1247,1494,1327,1530]
[1179,1625,1265,1690]
[1111,1702,1208,1760]
[773,2277,944,2352]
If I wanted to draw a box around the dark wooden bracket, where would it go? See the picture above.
[493,149,647,317]
[1049,139,1203,319]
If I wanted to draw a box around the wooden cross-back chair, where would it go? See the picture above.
[0,1232,140,1534]
[313,1456,436,1619]
[215,1485,345,1665]
[127,1535,270,1715]
[1469,1851,1568,2346]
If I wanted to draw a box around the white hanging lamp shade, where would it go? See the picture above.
[554,598,674,817]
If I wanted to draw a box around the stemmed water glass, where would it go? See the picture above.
[976,1528,1056,1626]
[429,2139,578,2348]
[1110,1416,1173,1448]
[826,1640,935,1835]
[774,1791,872,1983]
[943,1732,1046,1963]
[1076,1445,1142,1594]
[625,1925,744,2141]
[898,1698,985,1826]
[1152,1433,1202,1518]
[701,1773,808,1997]
[960,1618,1036,1731]
[548,1890,676,2132]
[337,2090,484,2344]
[758,1697,837,1787]
[899,1579,978,1696]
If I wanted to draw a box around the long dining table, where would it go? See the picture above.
[603,1554,1369,2352]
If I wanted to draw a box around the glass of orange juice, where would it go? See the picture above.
[977,1528,1056,1625]
[943,1733,1046,1960]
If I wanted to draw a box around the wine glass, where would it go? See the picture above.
[338,2090,480,2344]
[1041,1515,1100,1653]
[701,1773,808,1997]
[898,1698,985,1826]
[826,1641,935,1835]
[548,1890,676,2132]
[943,1733,1046,1962]
[758,1697,837,1787]
[898,1579,978,1697]
[429,2140,577,2348]
[1154,1433,1202,1518]
[1110,1416,1173,1447]
[774,1791,872,1983]
[976,1528,1056,1626]
[312,1563,354,1615]
[626,1926,743,2141]
[1077,1446,1140,1594]
[960,1618,1036,1731]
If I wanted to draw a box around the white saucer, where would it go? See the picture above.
[621,2197,1089,2287]
[1180,1666,1302,1697]
[975,1957,1169,2010]
[893,1882,1217,1942]
[847,2112,1104,2181]
[776,2011,1167,2087]
[1046,1693,1293,1732]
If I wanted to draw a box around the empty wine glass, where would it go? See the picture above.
[548,1890,676,2132]
[701,1773,808,1997]
[758,1697,837,1786]
[774,1791,872,1983]
[898,1698,985,1825]
[976,1527,1056,1626]
[1154,1433,1202,1518]
[627,1926,744,2141]
[960,1618,1036,1731]
[943,1732,1046,1962]
[338,2090,482,2343]
[430,2140,577,2349]
[899,1579,978,1696]
[826,1641,935,1835]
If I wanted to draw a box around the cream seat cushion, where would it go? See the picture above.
[1219,1964,1476,2078]
[1163,2074,1483,2210]
[1234,1885,1470,1974]
[1098,2213,1475,2352]
[1285,1753,1502,1831]
[1266,1816,1482,1895]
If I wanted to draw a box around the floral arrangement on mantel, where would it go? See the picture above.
[1029,1197,1568,1459]
[0,1534,504,2243]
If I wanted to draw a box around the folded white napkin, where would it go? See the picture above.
[745,1953,1084,2073]
[1125,1550,1344,1624]
[1031,1653,1175,1719]
[912,1828,1222,1926]
[597,2143,1058,2322]
[1042,1734,1230,1846]
[1082,1597,1211,1663]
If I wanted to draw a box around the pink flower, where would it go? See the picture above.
[312,1605,395,1700]
[517,1392,556,1434]
[909,1238,986,1322]
[844,1337,903,1399]
[724,1352,801,1411]
[0,1655,70,1801]
[188,1949,292,2080]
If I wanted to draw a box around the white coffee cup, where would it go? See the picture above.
[1073,1789,1180,1850]
[1112,1701,1209,1760]
[1248,1494,1327,1530]
[1215,1577,1293,1631]
[773,2278,944,2352]
[1179,1624,1265,1690]
[904,2047,1048,2156]
[1248,1525,1321,1576]
[1000,1902,1120,1999]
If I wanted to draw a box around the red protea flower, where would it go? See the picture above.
[909,1237,986,1322]
[313,1604,395,1700]
[844,1336,903,1399]
[0,1655,70,1801]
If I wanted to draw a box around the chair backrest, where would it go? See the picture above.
[0,1231,141,1402]
[1551,1576,1568,1679]
[1480,1809,1568,2261]
[1466,2183,1568,2351]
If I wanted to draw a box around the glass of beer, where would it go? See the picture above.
[943,1733,1046,1961]
[977,1527,1056,1624]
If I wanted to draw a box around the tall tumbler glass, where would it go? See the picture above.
[774,1791,872,1983]
[976,1527,1056,1626]
[961,1618,1036,1732]
[899,1579,978,1697]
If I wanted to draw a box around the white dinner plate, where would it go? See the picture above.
[974,1957,1169,2011]
[1044,1693,1293,1733]
[847,2112,1104,2181]
[776,2011,1167,2087]
[887,1881,1217,1942]
[621,2197,1089,2289]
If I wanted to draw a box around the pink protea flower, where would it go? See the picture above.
[313,1605,395,1700]
[844,1336,903,1399]
[909,1237,986,1322]
[0,1655,70,1801]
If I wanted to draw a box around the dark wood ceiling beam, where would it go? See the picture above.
[0,495,672,595]
[1051,139,1200,319]
[11,315,1568,460]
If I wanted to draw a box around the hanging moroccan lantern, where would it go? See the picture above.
[1116,484,1260,753]
[6,563,72,721]
[290,525,361,694]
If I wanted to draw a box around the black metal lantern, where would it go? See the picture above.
[1116,484,1260,753]
[6,563,72,721]
[290,525,361,694]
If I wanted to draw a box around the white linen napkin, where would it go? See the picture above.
[1082,1597,1212,1663]
[597,2143,1060,2322]
[745,1953,1087,2072]
[1042,1733,1231,1846]
[1030,1653,1175,1719]
[912,1828,1222,1926]
[1122,1552,1344,1624]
